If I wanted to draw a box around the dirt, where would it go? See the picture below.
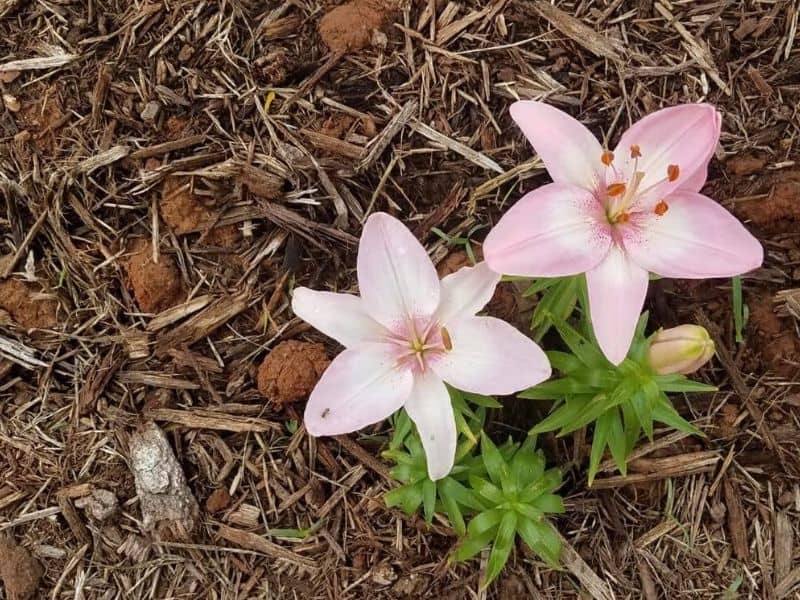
[726,153,767,177]
[318,0,393,53]
[737,170,800,233]
[124,240,184,314]
[160,176,218,235]
[0,279,59,329]
[205,488,232,514]
[0,536,42,600]
[746,294,799,378]
[257,340,330,405]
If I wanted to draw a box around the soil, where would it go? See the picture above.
[257,340,330,405]
[205,488,232,514]
[124,240,184,313]
[0,278,59,329]
[2,0,799,598]
[160,176,218,235]
[737,169,800,233]
[318,0,391,53]
[0,536,42,600]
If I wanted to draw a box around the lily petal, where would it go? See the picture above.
[357,212,440,329]
[483,183,612,278]
[436,262,500,325]
[614,104,720,203]
[510,101,604,190]
[292,288,388,348]
[432,316,551,395]
[622,191,763,278]
[404,371,456,480]
[304,344,413,436]
[586,246,649,365]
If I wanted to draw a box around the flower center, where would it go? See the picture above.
[601,146,679,224]
[389,318,451,373]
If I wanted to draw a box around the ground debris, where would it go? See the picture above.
[0,535,42,600]
[128,421,199,536]
[74,489,119,522]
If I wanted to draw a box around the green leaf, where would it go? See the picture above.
[422,479,437,523]
[523,277,560,297]
[480,433,508,485]
[528,397,587,434]
[453,528,494,562]
[558,390,620,435]
[546,351,583,374]
[630,389,653,442]
[531,277,580,341]
[517,518,561,568]
[385,482,424,514]
[653,375,718,393]
[484,512,518,587]
[519,468,562,503]
[440,477,485,512]
[652,397,702,436]
[550,315,606,367]
[531,493,565,514]
[588,413,611,485]
[605,407,628,476]
[390,410,414,450]
[440,490,467,536]
[732,276,744,344]
[466,508,504,538]
[620,401,641,455]
[463,392,502,408]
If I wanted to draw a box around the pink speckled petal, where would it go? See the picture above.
[404,371,456,480]
[484,183,612,278]
[622,191,763,278]
[304,344,413,436]
[586,246,650,365]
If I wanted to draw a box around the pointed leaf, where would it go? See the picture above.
[422,479,437,523]
[453,528,495,562]
[517,518,561,568]
[588,414,611,485]
[466,508,503,538]
[605,407,628,476]
[480,433,508,485]
[531,493,565,514]
[652,396,702,436]
[484,512,518,587]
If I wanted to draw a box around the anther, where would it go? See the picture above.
[607,182,626,197]
[441,327,453,351]
[615,212,630,224]
[630,145,641,159]
[667,164,680,182]
[601,151,614,166]
[654,200,669,216]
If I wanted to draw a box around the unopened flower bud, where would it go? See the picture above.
[647,325,715,375]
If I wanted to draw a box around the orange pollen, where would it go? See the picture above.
[630,144,641,159]
[654,200,669,216]
[667,164,680,182]
[607,182,626,196]
[615,212,630,224]
[601,150,614,166]
[441,327,453,351]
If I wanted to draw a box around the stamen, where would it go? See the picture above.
[607,182,626,197]
[441,327,453,351]
[654,200,669,216]
[667,164,680,182]
[601,150,614,166]
[630,145,641,159]
[615,212,630,224]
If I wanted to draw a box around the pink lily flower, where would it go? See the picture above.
[292,213,550,480]
[484,102,763,365]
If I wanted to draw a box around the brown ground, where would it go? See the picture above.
[1,0,799,599]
